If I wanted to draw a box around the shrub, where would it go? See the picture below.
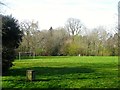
[2,15,23,75]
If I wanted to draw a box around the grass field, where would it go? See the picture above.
[2,56,119,89]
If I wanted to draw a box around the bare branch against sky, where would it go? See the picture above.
[0,2,5,5]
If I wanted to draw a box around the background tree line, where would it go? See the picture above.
[16,18,118,56]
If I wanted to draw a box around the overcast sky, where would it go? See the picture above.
[3,0,119,30]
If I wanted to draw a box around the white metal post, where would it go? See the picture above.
[33,52,35,59]
[19,52,21,60]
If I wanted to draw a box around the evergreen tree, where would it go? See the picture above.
[2,15,23,75]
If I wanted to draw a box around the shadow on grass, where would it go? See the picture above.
[36,56,71,59]
[16,56,71,60]
[6,66,95,77]
[2,66,95,82]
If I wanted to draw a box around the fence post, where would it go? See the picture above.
[26,70,35,81]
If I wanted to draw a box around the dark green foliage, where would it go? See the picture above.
[2,15,23,74]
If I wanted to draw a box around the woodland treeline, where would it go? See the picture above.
[17,18,118,56]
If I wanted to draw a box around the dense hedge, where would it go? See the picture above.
[2,15,23,75]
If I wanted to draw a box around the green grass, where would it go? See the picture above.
[2,56,119,89]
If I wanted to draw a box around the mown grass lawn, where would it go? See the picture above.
[2,56,119,89]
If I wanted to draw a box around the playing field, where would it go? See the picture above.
[2,56,119,89]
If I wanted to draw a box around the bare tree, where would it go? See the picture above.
[65,18,83,36]
[19,21,39,53]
